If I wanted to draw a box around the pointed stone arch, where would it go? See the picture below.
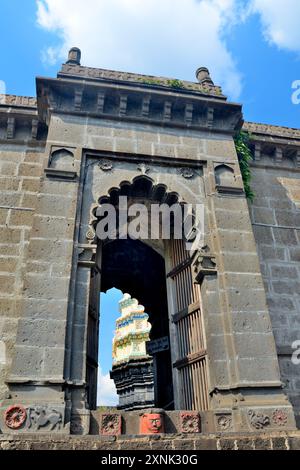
[214,163,235,187]
[49,148,75,171]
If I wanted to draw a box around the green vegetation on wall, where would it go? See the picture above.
[139,78,185,89]
[234,131,255,202]
[166,79,184,89]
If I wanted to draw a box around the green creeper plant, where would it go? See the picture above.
[140,78,164,86]
[140,78,185,89]
[234,131,255,202]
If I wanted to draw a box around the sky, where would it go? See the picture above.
[1,0,300,405]
[98,288,122,406]
[1,0,300,127]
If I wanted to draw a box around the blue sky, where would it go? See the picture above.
[2,0,300,404]
[1,0,300,128]
[98,288,122,406]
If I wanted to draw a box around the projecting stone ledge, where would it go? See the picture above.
[58,63,224,98]
[1,431,300,450]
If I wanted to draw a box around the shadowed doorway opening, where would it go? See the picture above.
[95,239,174,410]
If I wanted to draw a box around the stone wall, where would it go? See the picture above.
[250,161,300,426]
[0,143,44,400]
[1,431,300,450]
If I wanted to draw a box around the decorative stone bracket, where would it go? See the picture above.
[77,244,97,268]
[191,247,217,284]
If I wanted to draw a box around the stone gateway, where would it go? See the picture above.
[0,48,300,447]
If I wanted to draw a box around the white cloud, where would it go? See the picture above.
[97,367,118,407]
[36,0,243,99]
[0,80,6,94]
[250,0,300,52]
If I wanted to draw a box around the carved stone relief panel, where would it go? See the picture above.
[2,405,64,432]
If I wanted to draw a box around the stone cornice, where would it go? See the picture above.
[243,121,300,168]
[58,63,225,98]
[36,75,243,134]
[244,121,300,141]
[0,95,46,144]
[0,94,37,108]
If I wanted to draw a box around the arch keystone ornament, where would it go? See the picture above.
[137,162,150,175]
[98,159,113,172]
[177,167,195,179]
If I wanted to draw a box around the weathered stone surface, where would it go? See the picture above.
[237,438,254,450]
[219,438,236,450]
[9,210,34,227]
[251,166,300,424]
[253,437,272,450]
[194,438,217,450]
[151,439,174,450]
[119,439,151,450]
[18,163,42,178]
[173,439,194,450]
[272,437,288,450]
